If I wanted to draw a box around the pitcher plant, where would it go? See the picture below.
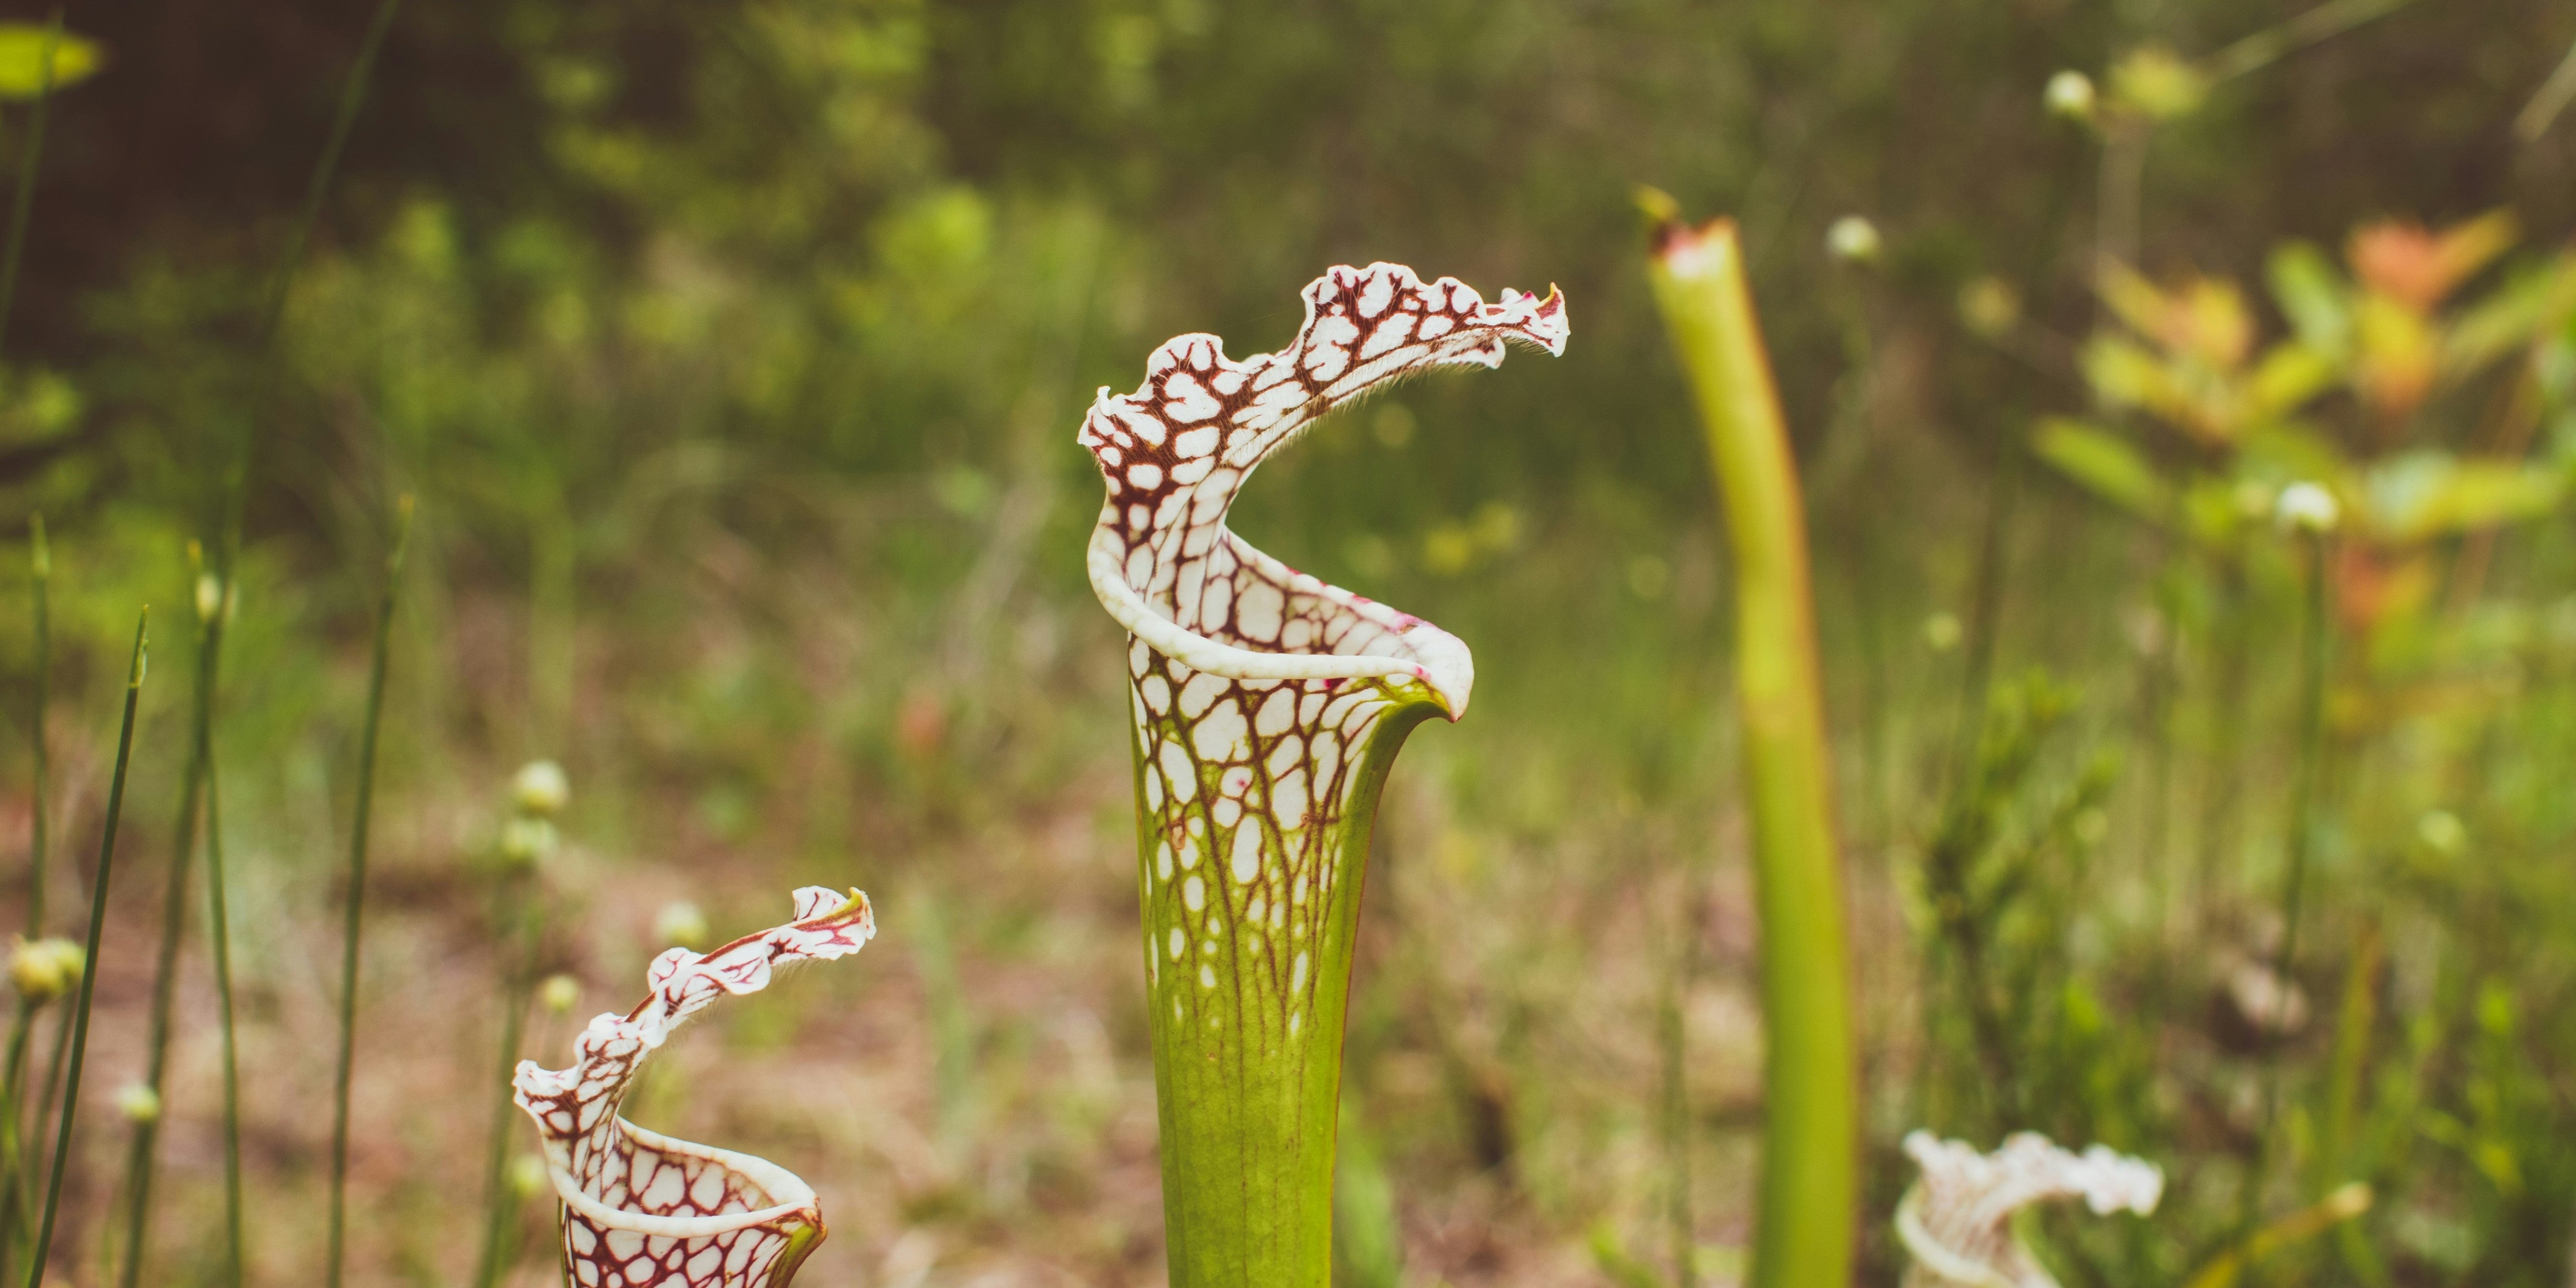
[515,886,876,1288]
[1079,262,1567,1285]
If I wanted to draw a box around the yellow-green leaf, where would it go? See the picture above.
[2033,417,2172,519]
[2443,255,2576,379]
[2082,335,2172,411]
[2244,342,2336,420]
[0,25,102,99]
[2239,422,2353,489]
[2267,241,2351,358]
[2096,259,2171,343]
[2364,453,2564,543]
[2180,476,2247,548]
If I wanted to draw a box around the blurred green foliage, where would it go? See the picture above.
[5,0,2576,1284]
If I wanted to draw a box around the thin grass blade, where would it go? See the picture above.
[26,611,147,1288]
[326,497,413,1288]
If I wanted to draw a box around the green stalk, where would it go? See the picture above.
[1656,925,1696,1288]
[256,0,403,349]
[11,1001,66,1271]
[1949,441,2021,786]
[2243,525,2332,1231]
[2200,0,2414,84]
[0,520,50,1278]
[1645,209,1856,1288]
[189,7,402,1277]
[113,548,226,1288]
[6,12,66,933]
[0,11,62,362]
[27,611,147,1288]
[202,753,244,1288]
[326,497,413,1288]
[0,1003,32,1279]
[24,518,47,933]
[470,868,539,1288]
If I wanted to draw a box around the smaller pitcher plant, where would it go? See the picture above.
[1895,1130,2162,1288]
[1080,262,1565,1286]
[514,886,876,1288]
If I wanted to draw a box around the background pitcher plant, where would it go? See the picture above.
[1079,262,1567,1286]
[513,886,878,1288]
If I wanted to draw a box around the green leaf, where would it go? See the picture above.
[2240,421,2353,488]
[2096,259,2172,342]
[2244,342,2337,420]
[2082,335,2173,411]
[2180,476,2247,548]
[0,24,103,99]
[2363,452,2565,543]
[2267,241,2352,359]
[2442,255,2576,379]
[2032,418,2172,519]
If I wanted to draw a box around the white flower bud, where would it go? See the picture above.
[499,817,559,870]
[194,574,223,625]
[116,1084,161,1124]
[508,1152,552,1199]
[512,760,570,817]
[8,937,79,1004]
[2045,70,2097,121]
[2417,809,2466,855]
[538,973,581,1014]
[654,900,711,950]
[2275,481,2340,533]
[1825,215,1881,264]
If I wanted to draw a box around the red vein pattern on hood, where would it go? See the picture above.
[1080,263,1565,1270]
[514,887,876,1288]
[1081,263,1566,719]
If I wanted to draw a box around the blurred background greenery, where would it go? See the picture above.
[8,0,2576,1284]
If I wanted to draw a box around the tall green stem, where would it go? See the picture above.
[1646,211,1855,1288]
[0,1001,34,1278]
[1,520,50,1278]
[6,10,65,933]
[471,869,539,1288]
[326,498,412,1288]
[1949,442,2022,785]
[2196,550,2254,931]
[27,612,146,1288]
[2245,527,2332,1230]
[24,519,47,934]
[256,0,403,349]
[203,754,245,1288]
[0,12,61,362]
[1656,908,1697,1288]
[191,7,402,1275]
[113,554,225,1288]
